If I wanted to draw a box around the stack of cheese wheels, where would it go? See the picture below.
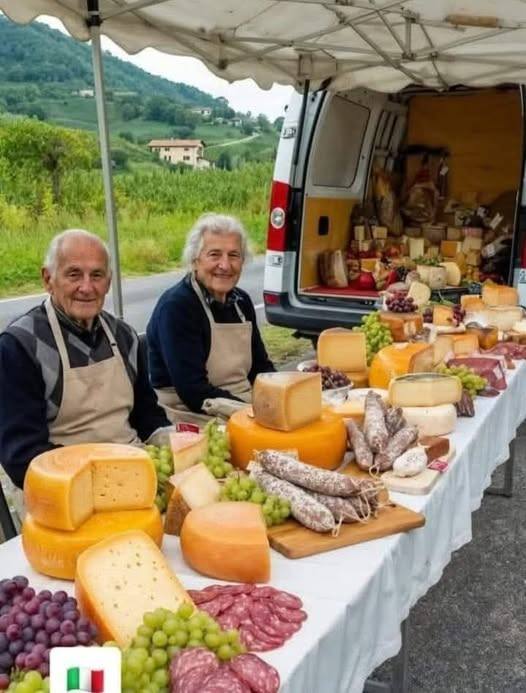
[22,444,163,579]
[388,373,463,437]
[228,371,346,470]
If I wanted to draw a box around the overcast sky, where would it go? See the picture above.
[38,16,294,121]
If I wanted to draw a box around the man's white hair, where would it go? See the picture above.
[182,213,252,268]
[44,229,111,275]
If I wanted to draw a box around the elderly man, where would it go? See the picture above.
[0,229,170,489]
[147,213,275,424]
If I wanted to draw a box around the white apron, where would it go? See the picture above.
[11,299,140,520]
[156,275,253,426]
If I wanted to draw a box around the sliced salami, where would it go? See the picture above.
[219,595,252,628]
[249,600,299,640]
[187,588,223,605]
[170,647,219,683]
[175,666,212,693]
[199,668,250,693]
[198,594,234,618]
[239,623,281,652]
[250,586,278,600]
[217,612,240,631]
[229,654,281,693]
[268,600,307,623]
[272,590,303,610]
[220,584,255,595]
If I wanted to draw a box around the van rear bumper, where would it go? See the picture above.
[264,292,374,337]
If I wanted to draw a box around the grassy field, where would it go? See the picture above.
[260,326,312,366]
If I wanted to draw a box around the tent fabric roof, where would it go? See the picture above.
[2,1,526,92]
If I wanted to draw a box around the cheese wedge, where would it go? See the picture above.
[433,305,455,327]
[252,372,322,431]
[164,463,220,536]
[440,240,462,258]
[327,388,388,423]
[22,508,163,580]
[482,306,523,331]
[169,432,207,473]
[24,444,156,532]
[402,404,457,436]
[317,328,367,372]
[389,373,462,407]
[461,294,485,312]
[369,343,434,390]
[379,311,423,342]
[482,284,519,307]
[75,530,192,647]
[407,281,431,308]
[440,262,462,287]
[451,333,479,357]
[180,502,270,583]
[409,238,425,259]
[432,334,454,366]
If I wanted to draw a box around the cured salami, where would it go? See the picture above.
[309,491,373,522]
[229,654,281,693]
[256,449,363,496]
[249,464,336,532]
[374,424,418,471]
[272,590,303,610]
[239,623,281,652]
[175,667,213,693]
[199,668,251,693]
[363,391,389,453]
[385,406,405,435]
[170,647,219,683]
[345,419,374,471]
[199,594,234,618]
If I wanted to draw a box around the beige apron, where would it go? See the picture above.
[156,275,253,426]
[11,298,140,520]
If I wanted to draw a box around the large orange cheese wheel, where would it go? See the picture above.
[368,342,434,390]
[227,409,346,470]
[22,508,163,580]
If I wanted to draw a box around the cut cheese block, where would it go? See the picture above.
[164,463,220,536]
[440,262,462,287]
[372,226,388,239]
[360,258,377,273]
[440,240,462,258]
[343,369,369,388]
[227,408,346,470]
[252,371,322,432]
[461,295,485,312]
[22,508,163,580]
[432,334,454,366]
[512,320,526,334]
[466,250,481,267]
[378,311,424,342]
[317,328,367,373]
[482,284,519,307]
[465,325,498,350]
[388,373,462,407]
[369,343,434,390]
[482,306,523,331]
[401,404,457,436]
[180,502,270,583]
[409,238,425,259]
[326,388,388,423]
[407,281,431,308]
[354,225,367,241]
[24,444,156,532]
[75,530,192,647]
[417,265,447,289]
[447,227,462,241]
[462,236,483,254]
[433,305,455,327]
[169,432,207,473]
[451,333,479,357]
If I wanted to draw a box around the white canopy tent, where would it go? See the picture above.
[2,0,526,315]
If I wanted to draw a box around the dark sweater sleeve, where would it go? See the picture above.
[153,299,242,412]
[243,297,276,383]
[0,334,60,489]
[129,335,171,439]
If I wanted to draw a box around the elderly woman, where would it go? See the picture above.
[146,214,275,423]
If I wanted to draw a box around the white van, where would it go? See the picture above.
[263,85,526,341]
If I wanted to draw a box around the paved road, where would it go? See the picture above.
[0,256,266,333]
[205,134,259,150]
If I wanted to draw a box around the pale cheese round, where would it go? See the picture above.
[401,404,457,437]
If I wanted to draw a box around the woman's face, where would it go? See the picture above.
[194,231,243,302]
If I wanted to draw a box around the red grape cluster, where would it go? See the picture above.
[386,293,415,313]
[0,576,97,686]
[422,307,433,324]
[452,304,466,327]
[304,364,350,390]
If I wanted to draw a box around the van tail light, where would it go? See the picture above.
[263,291,280,306]
[267,181,291,251]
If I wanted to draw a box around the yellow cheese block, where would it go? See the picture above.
[461,294,485,312]
[368,343,434,390]
[440,261,462,287]
[180,502,270,583]
[379,311,423,342]
[482,306,523,331]
[164,463,220,536]
[76,530,192,647]
[24,444,156,532]
[227,408,346,470]
[451,333,479,357]
[388,373,462,407]
[440,240,462,258]
[482,284,519,307]
[462,237,483,254]
[22,508,163,580]
[252,371,322,432]
[317,328,367,373]
[433,335,454,366]
[360,258,377,273]
[433,305,455,327]
[169,432,207,473]
[344,369,369,387]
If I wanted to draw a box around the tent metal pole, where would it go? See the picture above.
[87,1,124,318]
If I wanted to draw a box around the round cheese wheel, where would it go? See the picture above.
[22,508,163,580]
[368,343,434,390]
[227,410,347,470]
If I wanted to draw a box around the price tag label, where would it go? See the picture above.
[428,458,449,473]
[176,422,200,433]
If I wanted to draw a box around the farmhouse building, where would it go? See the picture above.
[147,139,210,169]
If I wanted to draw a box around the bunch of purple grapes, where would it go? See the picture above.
[386,293,415,313]
[452,304,465,327]
[305,364,350,390]
[422,307,433,323]
[0,576,98,687]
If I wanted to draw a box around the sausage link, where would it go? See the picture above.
[256,449,363,497]
[385,406,405,435]
[249,464,336,533]
[309,489,379,523]
[363,391,389,453]
[374,425,418,471]
[345,419,374,471]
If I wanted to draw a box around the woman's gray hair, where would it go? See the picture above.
[44,229,111,275]
[182,214,252,268]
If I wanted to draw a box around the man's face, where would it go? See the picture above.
[42,237,111,328]
[194,231,243,301]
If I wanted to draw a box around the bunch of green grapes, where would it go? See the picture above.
[5,671,49,692]
[436,364,487,398]
[120,604,244,693]
[145,445,174,512]
[353,312,393,364]
[221,475,291,527]
[203,421,234,478]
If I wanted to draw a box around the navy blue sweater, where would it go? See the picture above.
[146,274,275,411]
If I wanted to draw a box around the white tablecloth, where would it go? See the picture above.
[3,363,526,693]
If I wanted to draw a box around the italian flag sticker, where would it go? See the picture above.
[66,667,104,692]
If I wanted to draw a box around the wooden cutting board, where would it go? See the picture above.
[267,502,424,559]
